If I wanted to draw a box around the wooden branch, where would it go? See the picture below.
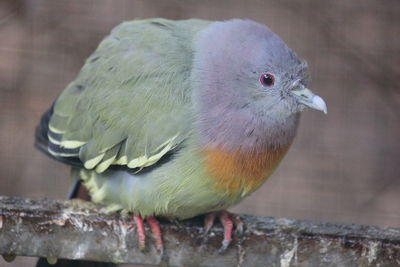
[0,196,399,266]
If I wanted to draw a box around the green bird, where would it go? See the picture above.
[36,18,327,252]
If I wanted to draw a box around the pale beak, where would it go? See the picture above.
[291,86,327,114]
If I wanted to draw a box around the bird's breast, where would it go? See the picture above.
[201,145,290,197]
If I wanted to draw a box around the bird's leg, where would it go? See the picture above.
[229,212,244,234]
[133,214,164,252]
[203,212,216,235]
[133,214,146,251]
[147,216,163,251]
[203,210,243,252]
[218,211,234,252]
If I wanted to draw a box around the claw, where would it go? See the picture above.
[202,210,243,252]
[219,239,231,253]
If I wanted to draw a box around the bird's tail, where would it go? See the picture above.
[35,258,116,267]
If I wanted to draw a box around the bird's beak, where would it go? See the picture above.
[291,86,327,114]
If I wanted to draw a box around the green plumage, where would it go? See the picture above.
[50,19,209,171]
[40,18,324,221]
[46,19,242,219]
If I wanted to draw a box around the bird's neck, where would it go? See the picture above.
[196,105,300,152]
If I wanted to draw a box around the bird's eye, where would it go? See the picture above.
[260,73,275,87]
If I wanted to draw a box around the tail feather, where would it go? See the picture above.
[36,258,116,267]
[34,106,53,155]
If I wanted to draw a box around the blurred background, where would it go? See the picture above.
[0,0,399,266]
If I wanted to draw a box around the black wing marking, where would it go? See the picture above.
[35,105,181,174]
[35,105,84,168]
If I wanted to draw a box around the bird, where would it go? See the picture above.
[35,18,327,259]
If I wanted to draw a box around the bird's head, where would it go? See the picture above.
[193,19,327,123]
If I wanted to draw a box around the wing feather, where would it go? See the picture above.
[37,19,209,173]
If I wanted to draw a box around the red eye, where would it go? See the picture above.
[260,73,275,87]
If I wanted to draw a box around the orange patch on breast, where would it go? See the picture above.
[202,145,290,196]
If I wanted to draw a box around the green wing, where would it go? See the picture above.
[46,19,209,173]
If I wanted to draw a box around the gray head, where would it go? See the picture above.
[192,19,326,150]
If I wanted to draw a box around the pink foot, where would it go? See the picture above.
[203,210,243,252]
[133,214,164,252]
[219,211,234,251]
[133,214,146,251]
[204,212,216,234]
[147,216,163,251]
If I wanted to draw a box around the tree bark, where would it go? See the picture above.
[0,196,399,266]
